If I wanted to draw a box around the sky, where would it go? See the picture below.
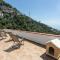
[4,0,60,30]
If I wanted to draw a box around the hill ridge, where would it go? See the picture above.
[0,1,60,34]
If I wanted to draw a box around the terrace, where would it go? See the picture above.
[0,31,57,60]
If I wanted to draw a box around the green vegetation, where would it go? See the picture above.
[0,1,60,34]
[0,0,3,3]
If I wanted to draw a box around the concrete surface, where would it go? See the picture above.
[0,34,57,60]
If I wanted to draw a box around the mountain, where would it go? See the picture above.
[0,1,60,34]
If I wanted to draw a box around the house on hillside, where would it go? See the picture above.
[46,39,60,59]
[2,6,14,13]
[0,3,3,9]
[0,11,3,17]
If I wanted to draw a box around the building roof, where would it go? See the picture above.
[47,39,60,48]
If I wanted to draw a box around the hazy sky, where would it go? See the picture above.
[4,0,60,30]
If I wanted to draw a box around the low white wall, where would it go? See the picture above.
[18,32,57,45]
[3,29,60,45]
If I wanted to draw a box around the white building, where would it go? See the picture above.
[0,12,3,17]
[46,39,60,59]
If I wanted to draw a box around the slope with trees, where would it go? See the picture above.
[0,1,60,34]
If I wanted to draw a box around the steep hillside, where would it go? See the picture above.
[0,1,60,34]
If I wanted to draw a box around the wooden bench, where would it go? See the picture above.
[7,32,24,45]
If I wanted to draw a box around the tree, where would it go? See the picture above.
[0,0,3,3]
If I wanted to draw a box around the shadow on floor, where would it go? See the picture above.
[4,43,22,52]
[40,53,57,60]
[25,39,46,48]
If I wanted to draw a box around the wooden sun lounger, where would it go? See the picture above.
[1,32,7,38]
[7,32,24,45]
[0,30,7,40]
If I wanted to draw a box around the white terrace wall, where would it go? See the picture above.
[3,29,60,45]
[18,31,57,45]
